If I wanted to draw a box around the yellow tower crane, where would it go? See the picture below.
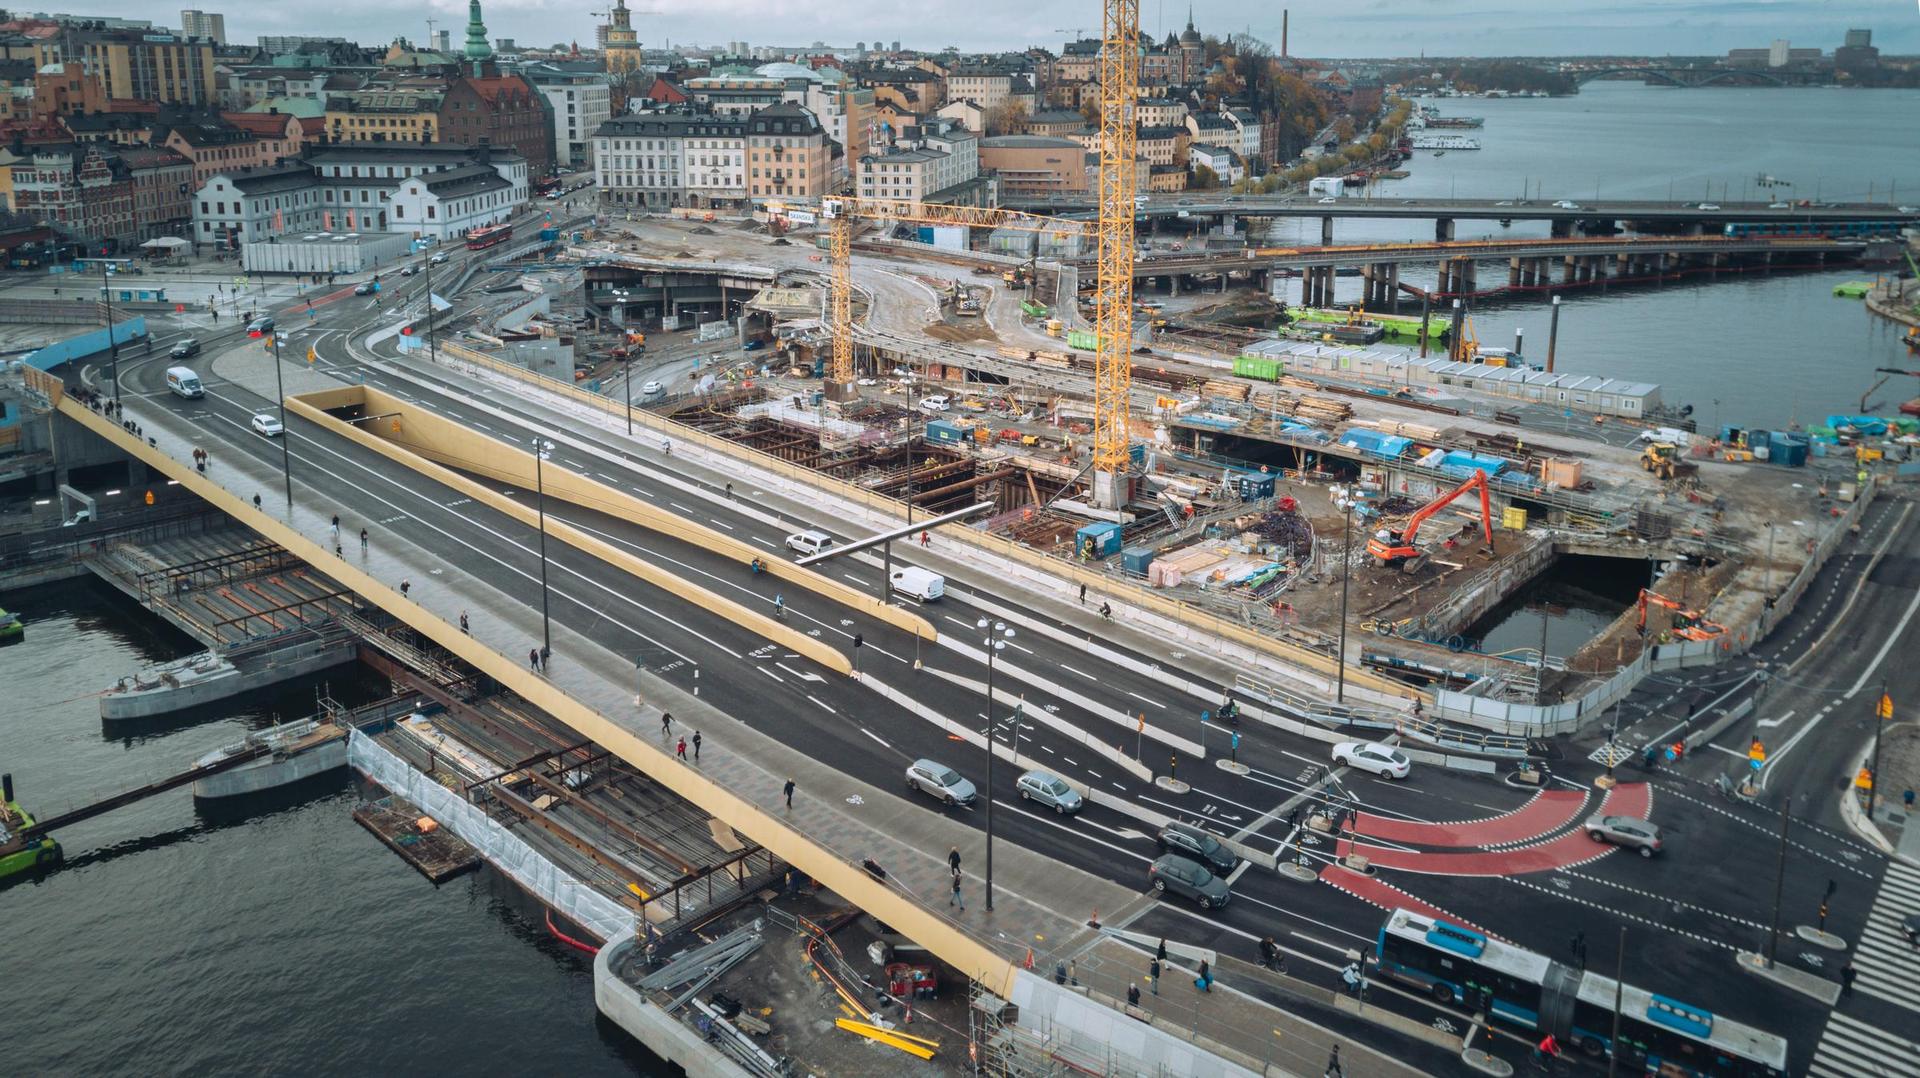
[1091,0,1141,508]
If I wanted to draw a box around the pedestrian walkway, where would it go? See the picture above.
[1847,858,1920,1016]
[1807,1009,1920,1077]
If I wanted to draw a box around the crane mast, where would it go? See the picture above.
[1091,0,1140,507]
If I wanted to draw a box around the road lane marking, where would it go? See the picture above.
[757,666,785,684]
[806,694,837,714]
[1061,664,1098,680]
[860,728,889,748]
[1128,692,1165,708]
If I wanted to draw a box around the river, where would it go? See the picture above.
[4,81,1916,1076]
[1255,81,1920,431]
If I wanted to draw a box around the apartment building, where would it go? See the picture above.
[746,102,828,201]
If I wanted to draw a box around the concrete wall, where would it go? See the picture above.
[21,317,150,371]
[594,936,754,1078]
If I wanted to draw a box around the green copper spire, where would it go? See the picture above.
[464,0,493,60]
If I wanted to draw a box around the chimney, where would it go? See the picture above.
[1282,10,1288,58]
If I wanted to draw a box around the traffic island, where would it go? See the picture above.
[1794,925,1847,950]
[1733,950,1841,1004]
[1154,775,1191,794]
[1215,758,1250,776]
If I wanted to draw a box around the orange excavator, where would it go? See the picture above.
[1366,469,1495,573]
[1635,589,1726,641]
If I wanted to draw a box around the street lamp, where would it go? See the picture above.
[1336,492,1354,703]
[269,332,294,511]
[978,616,1014,911]
[78,257,124,410]
[534,438,555,655]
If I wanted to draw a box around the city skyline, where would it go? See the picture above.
[47,0,1920,57]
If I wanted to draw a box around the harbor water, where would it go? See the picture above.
[0,578,654,1075]
[1257,82,1920,431]
[4,82,1916,1073]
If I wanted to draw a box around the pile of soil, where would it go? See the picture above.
[924,321,998,343]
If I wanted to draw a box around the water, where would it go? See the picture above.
[0,578,655,1075]
[6,84,1916,1073]
[1464,554,1645,658]
[1253,82,1920,430]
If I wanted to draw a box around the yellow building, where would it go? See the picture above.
[325,85,445,144]
[601,0,643,74]
[58,31,217,106]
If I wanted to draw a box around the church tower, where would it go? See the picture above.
[603,0,643,74]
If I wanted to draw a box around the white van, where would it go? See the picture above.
[784,530,834,557]
[165,366,204,398]
[889,566,945,601]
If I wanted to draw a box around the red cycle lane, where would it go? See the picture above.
[1351,788,1592,848]
[1338,783,1653,877]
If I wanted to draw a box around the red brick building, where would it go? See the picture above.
[10,143,135,252]
[439,73,553,178]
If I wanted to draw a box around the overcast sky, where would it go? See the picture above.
[113,0,1919,57]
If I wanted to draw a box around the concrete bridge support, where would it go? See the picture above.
[1551,218,1574,239]
[1321,216,1335,246]
[1435,217,1455,242]
[1562,255,1578,285]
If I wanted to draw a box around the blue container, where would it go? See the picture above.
[1769,435,1808,467]
[926,420,964,445]
[1121,546,1155,575]
[1075,522,1123,559]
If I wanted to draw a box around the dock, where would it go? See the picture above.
[351,794,481,883]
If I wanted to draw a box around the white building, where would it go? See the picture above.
[1188,143,1242,185]
[389,164,520,239]
[591,110,746,209]
[856,120,981,206]
[191,162,324,249]
[527,65,612,170]
[1223,109,1261,164]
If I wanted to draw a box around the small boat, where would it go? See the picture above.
[192,718,350,799]
[1900,397,1920,417]
[0,607,21,643]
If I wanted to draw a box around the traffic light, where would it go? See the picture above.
[853,633,863,649]
[1878,693,1894,720]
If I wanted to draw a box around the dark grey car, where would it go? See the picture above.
[1149,854,1231,910]
[1157,821,1238,876]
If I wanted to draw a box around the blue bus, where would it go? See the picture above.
[1375,909,1787,1076]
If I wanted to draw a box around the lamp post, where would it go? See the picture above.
[978,617,1014,911]
[78,257,124,409]
[269,332,294,511]
[1337,493,1353,703]
[421,246,440,364]
[534,438,554,655]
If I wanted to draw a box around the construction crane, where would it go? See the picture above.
[1366,468,1495,572]
[1090,0,1141,508]
[1634,589,1725,641]
[814,196,1087,391]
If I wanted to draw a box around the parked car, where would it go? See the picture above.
[1016,770,1082,814]
[905,759,976,806]
[783,530,834,557]
[250,413,283,437]
[1156,821,1237,876]
[1149,854,1231,910]
[1585,814,1663,857]
[917,395,951,413]
[1332,741,1412,779]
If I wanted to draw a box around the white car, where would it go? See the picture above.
[250,413,283,437]
[1900,205,1918,214]
[1697,202,1721,211]
[429,252,450,264]
[1332,741,1411,779]
[1317,196,1339,204]
[640,380,663,396]
[1768,202,1790,209]
[856,377,878,386]
[917,396,951,413]
[1552,200,1580,209]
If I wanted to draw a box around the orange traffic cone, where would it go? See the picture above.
[1023,948,1035,970]
[1087,906,1100,929]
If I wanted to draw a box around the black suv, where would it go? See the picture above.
[1156,821,1238,876]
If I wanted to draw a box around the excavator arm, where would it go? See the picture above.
[1402,469,1494,547]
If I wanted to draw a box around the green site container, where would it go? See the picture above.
[1021,300,1050,318]
[1067,330,1099,351]
[1233,355,1281,381]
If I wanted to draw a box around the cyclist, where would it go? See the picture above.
[1533,1033,1563,1068]
[1100,601,1112,621]
[750,557,763,574]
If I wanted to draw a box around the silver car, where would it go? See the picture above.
[905,759,976,807]
[1585,814,1663,857]
[1016,770,1082,814]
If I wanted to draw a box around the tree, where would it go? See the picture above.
[985,99,1030,137]
[1192,163,1220,190]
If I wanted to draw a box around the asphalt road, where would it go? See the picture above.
[77,233,1920,1077]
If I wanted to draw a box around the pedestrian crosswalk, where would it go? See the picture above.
[1808,1010,1920,1077]
[1847,858,1920,1015]
[1806,859,1920,1078]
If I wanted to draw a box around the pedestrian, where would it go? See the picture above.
[1325,1044,1343,1078]
[949,846,962,876]
[540,645,550,668]
[359,528,369,554]
[329,520,340,546]
[1156,938,1168,963]
[1287,806,1302,832]
[399,578,411,597]
[1840,960,1856,998]
[692,731,702,760]
[725,482,733,499]
[252,493,262,510]
[1906,788,1916,812]
[783,779,795,809]
[1259,935,1277,969]
[1570,931,1587,969]
[1054,961,1067,985]
[1079,582,1087,605]
[1101,601,1112,621]
[333,542,343,557]
[460,610,470,634]
[661,711,673,737]
[1147,957,1160,994]
[676,736,687,760]
[1127,983,1140,1007]
[529,648,540,671]
[1194,958,1212,992]
[783,866,797,895]
[920,529,930,548]
[949,874,965,910]
[1340,961,1362,997]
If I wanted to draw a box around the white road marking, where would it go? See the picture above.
[861,728,889,748]
[806,694,837,714]
[1060,664,1098,680]
[1128,691,1165,709]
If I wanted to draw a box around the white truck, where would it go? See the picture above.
[1308,177,1343,198]
[888,567,945,602]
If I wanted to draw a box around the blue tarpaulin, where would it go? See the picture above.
[1338,429,1411,458]
[1432,450,1508,478]
[1825,415,1889,436]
